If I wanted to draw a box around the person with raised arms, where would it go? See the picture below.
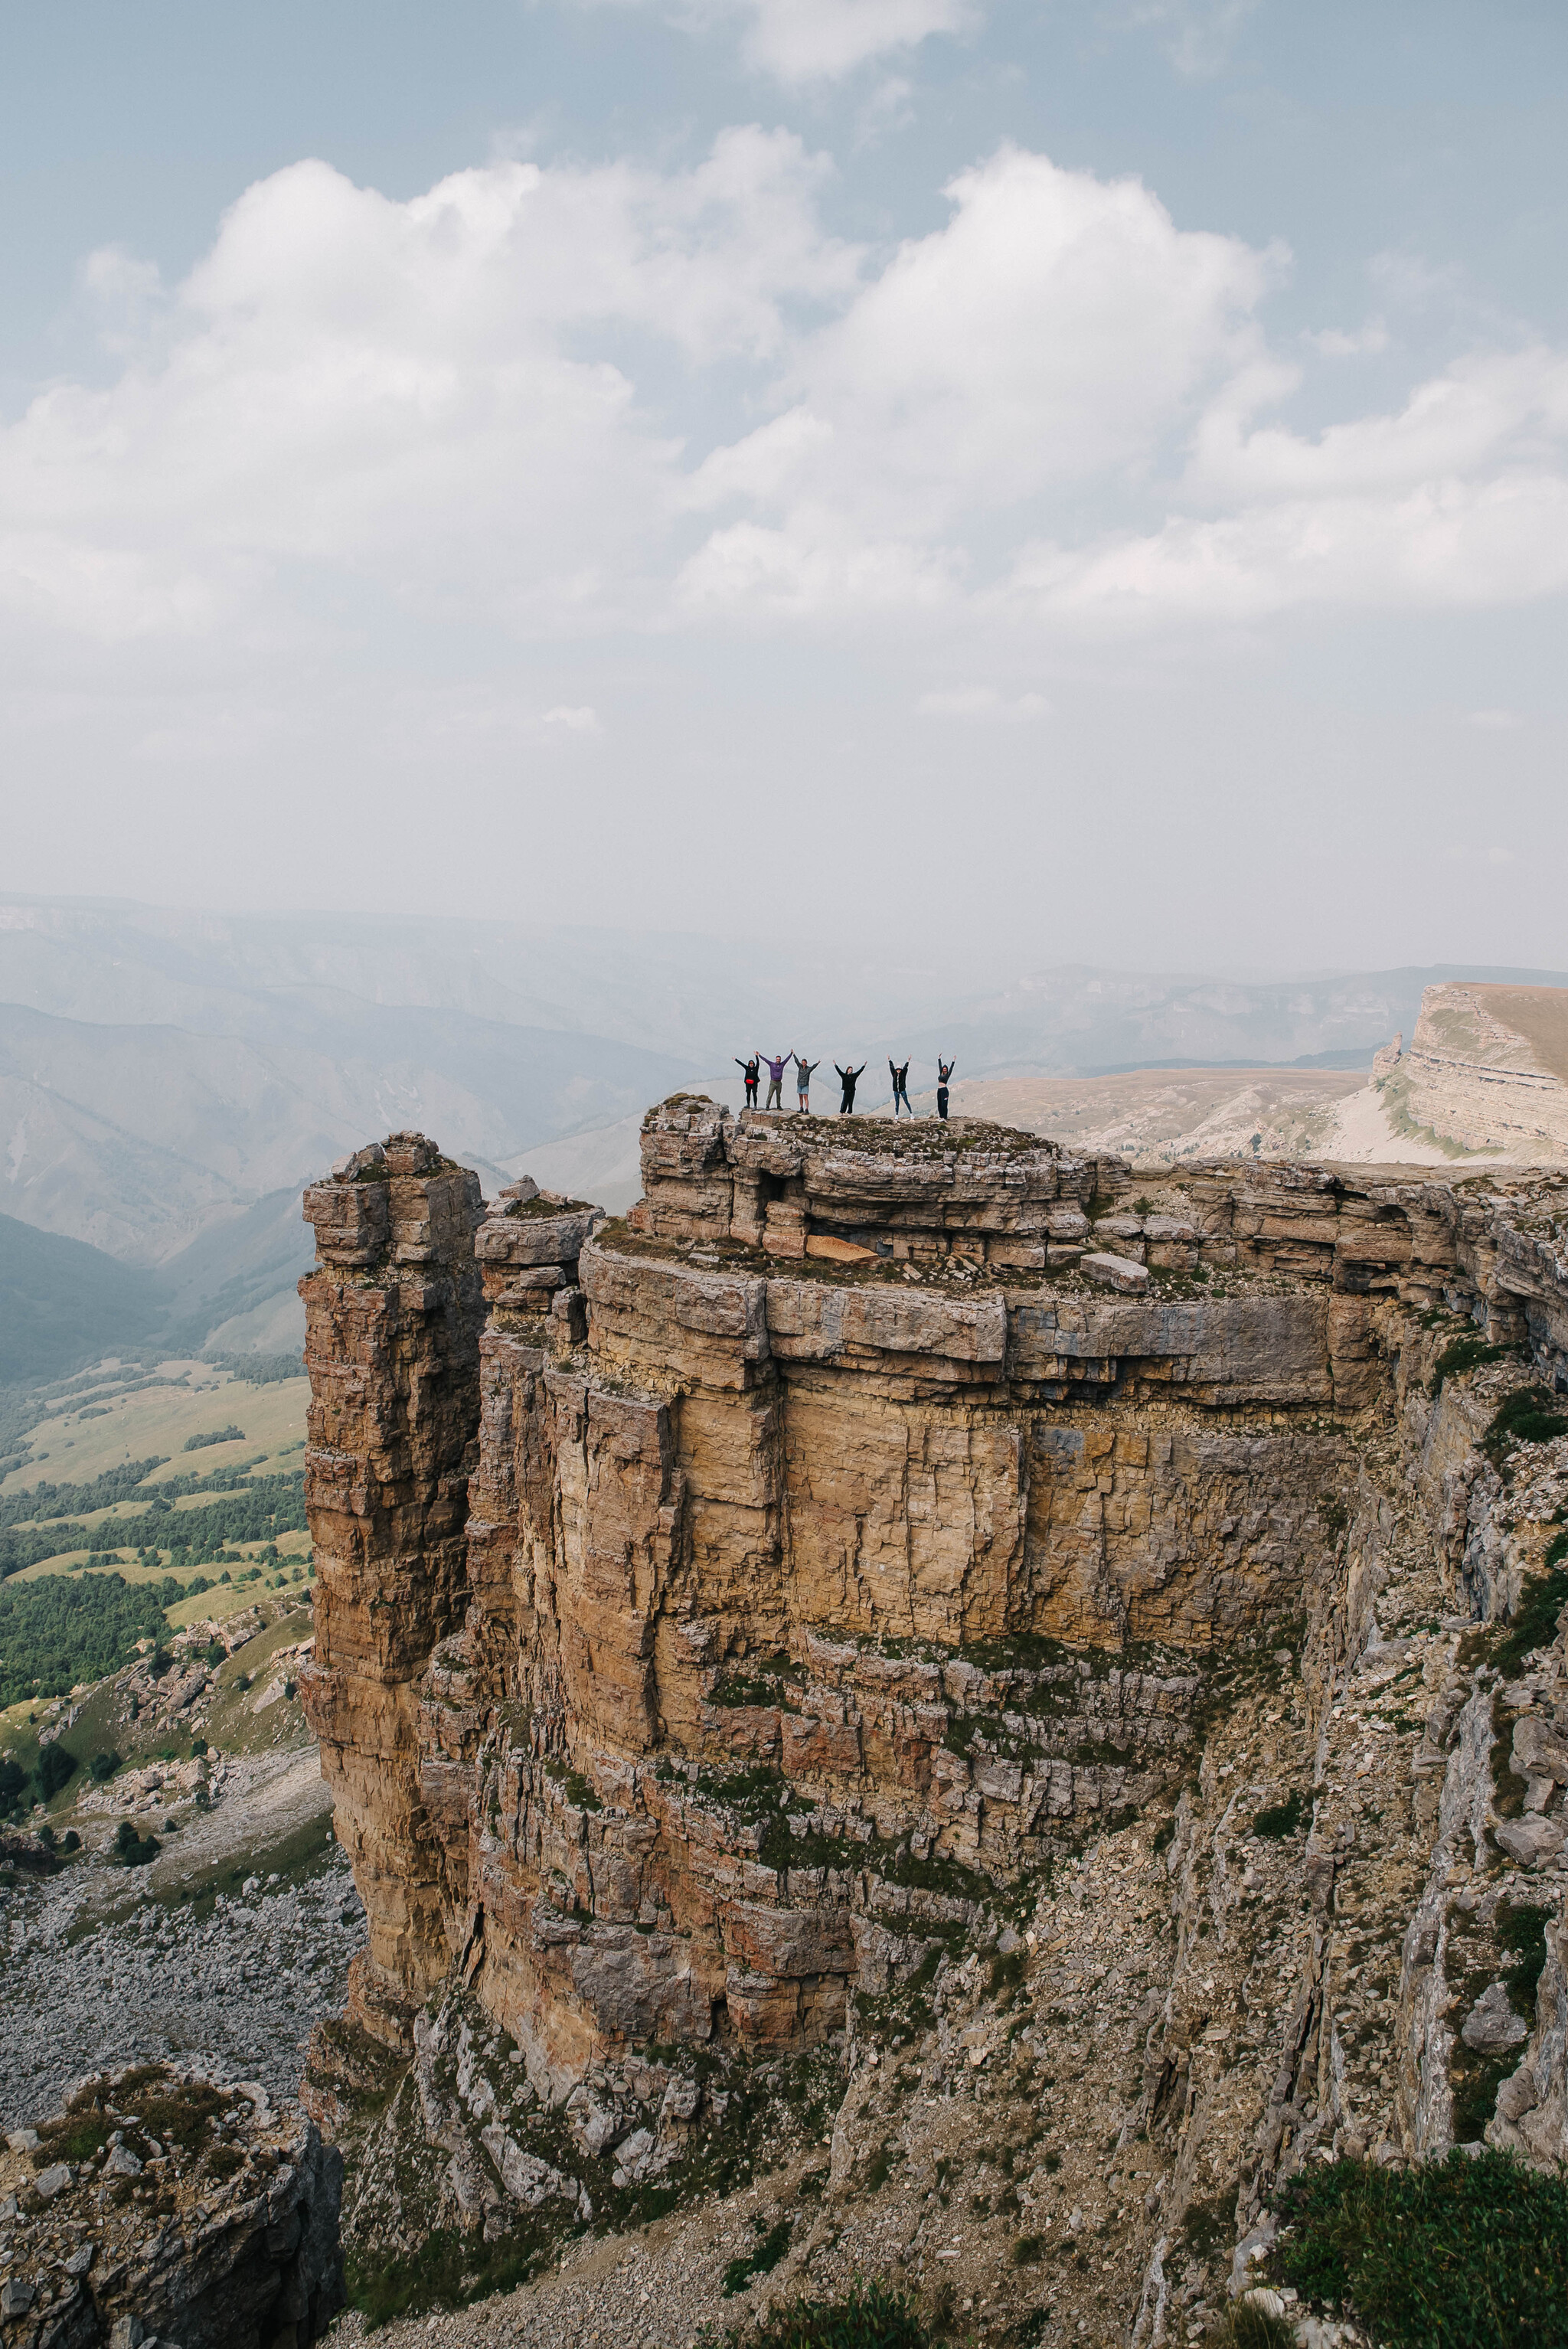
[835,1061,867,1115]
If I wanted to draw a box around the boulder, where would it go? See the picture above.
[1081,1253,1149,1295]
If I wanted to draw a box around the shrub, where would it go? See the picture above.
[1494,1548,1568,1678]
[0,1756,24,1804]
[36,1742,77,1798]
[113,1819,159,1867]
[1429,1337,1519,1395]
[1277,2147,1568,2349]
[90,1749,121,1782]
[1485,1388,1568,1468]
[1252,1790,1306,1840]
[1207,2306,1296,2349]
[724,2219,793,2295]
[60,1829,80,1853]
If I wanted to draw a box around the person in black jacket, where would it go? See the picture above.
[736,1054,760,1108]
[889,1059,913,1116]
[936,1057,955,1120]
[835,1061,866,1114]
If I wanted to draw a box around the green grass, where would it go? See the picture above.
[711,2282,929,2348]
[1276,2148,1568,2348]
[348,2226,544,2327]
[1429,1338,1521,1396]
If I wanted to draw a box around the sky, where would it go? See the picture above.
[2,0,1566,984]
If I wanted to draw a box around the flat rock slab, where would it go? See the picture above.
[1081,1252,1149,1295]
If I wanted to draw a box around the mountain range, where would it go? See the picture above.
[5,894,1566,1367]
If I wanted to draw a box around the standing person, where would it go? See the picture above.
[793,1054,818,1112]
[736,1054,760,1109]
[835,1061,866,1115]
[889,1058,913,1116]
[936,1057,955,1120]
[759,1050,792,1111]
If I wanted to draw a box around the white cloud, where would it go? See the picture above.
[572,0,975,80]
[1304,321,1390,358]
[0,132,855,642]
[916,686,1049,718]
[1468,708,1524,731]
[6,130,1568,665]
[542,704,603,732]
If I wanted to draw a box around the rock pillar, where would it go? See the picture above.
[297,1132,484,2048]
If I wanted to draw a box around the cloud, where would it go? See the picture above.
[1468,709,1523,731]
[6,130,1568,664]
[565,0,975,80]
[0,132,855,642]
[1112,0,1259,80]
[916,686,1049,718]
[542,704,603,732]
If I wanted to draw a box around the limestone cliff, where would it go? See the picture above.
[1380,981,1568,1160]
[297,1103,1568,2337]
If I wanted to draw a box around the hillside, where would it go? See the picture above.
[0,1216,167,1384]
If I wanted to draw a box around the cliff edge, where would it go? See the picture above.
[293,1103,1568,2339]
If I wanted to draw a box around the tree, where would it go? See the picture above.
[36,1742,77,1798]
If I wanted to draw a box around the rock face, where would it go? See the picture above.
[0,2066,342,2349]
[299,1103,1568,2118]
[1382,982,1568,1159]
[298,1133,486,2050]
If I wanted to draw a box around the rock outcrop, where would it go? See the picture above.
[0,2066,342,2349]
[296,1101,1568,2328]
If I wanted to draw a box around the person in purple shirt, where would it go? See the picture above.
[758,1050,792,1110]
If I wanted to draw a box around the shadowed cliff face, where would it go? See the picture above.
[296,1103,1568,2331]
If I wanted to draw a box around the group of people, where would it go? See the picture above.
[736,1052,956,1119]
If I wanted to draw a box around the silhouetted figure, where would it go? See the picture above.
[835,1062,866,1114]
[936,1057,955,1120]
[889,1059,913,1116]
[760,1050,792,1111]
[736,1055,760,1108]
[793,1054,818,1111]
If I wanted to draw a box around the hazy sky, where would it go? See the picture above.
[3,1,1566,981]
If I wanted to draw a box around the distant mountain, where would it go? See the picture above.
[0,1214,166,1385]
[5,897,1568,1318]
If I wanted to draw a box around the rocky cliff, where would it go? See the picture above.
[297,1105,1568,2338]
[1379,981,1568,1161]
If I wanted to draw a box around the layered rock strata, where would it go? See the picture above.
[300,1105,1568,2106]
[1381,980,1568,1159]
